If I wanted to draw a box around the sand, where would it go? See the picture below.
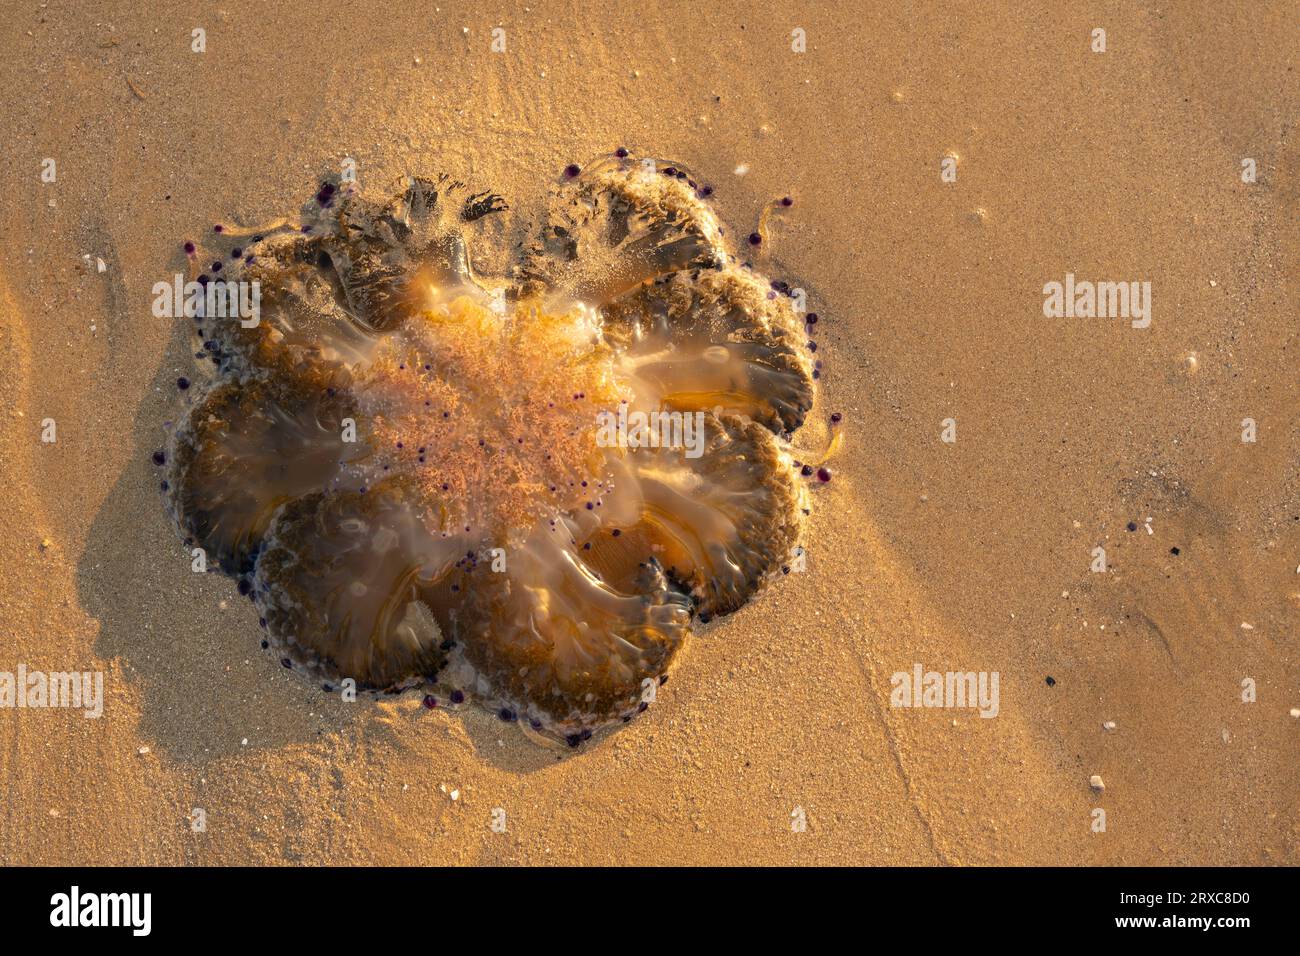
[0,0,1295,865]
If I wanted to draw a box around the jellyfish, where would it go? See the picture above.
[161,155,820,743]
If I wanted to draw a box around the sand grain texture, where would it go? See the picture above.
[0,0,1294,865]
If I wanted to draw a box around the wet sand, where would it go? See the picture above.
[0,1,1295,865]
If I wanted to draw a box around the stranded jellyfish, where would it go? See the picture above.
[161,154,822,743]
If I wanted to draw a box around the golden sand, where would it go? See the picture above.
[0,1,1294,864]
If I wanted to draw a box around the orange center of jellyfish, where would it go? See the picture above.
[348,293,631,545]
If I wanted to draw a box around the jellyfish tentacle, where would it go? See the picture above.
[602,412,805,618]
[166,371,359,575]
[521,155,726,303]
[253,484,473,688]
[447,519,692,736]
[461,190,509,222]
[321,179,497,330]
[602,267,815,434]
[194,230,378,376]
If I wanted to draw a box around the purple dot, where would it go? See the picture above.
[801,464,813,477]
[830,412,842,424]
[817,467,832,483]
[213,224,224,233]
[564,164,580,178]
[450,690,465,704]
[781,196,793,207]
[176,377,190,390]
[748,232,762,246]
[806,313,818,325]
[151,450,165,466]
[183,241,196,255]
[615,147,629,158]
[422,694,437,709]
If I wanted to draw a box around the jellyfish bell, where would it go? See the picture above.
[163,153,821,743]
